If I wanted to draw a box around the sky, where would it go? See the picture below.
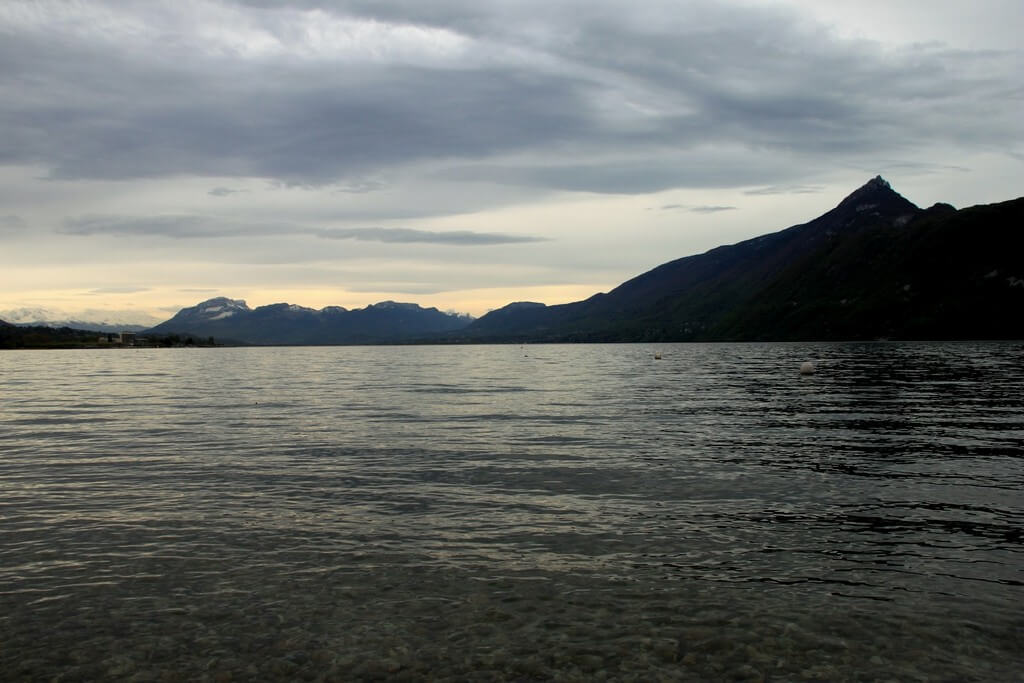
[1,0,1022,324]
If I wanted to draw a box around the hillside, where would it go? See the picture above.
[462,177,1024,341]
[0,321,104,349]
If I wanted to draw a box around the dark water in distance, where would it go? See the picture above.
[1,342,1022,681]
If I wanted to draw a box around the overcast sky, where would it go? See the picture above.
[1,0,1021,323]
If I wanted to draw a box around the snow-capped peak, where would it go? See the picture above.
[0,307,66,325]
[0,306,161,330]
[193,297,250,320]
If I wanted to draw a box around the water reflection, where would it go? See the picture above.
[0,342,1022,680]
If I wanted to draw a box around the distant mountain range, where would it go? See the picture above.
[4,176,1021,347]
[146,298,474,344]
[0,307,154,333]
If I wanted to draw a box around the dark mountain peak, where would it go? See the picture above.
[477,301,546,319]
[924,202,957,217]
[858,175,892,193]
[866,174,890,190]
[806,175,920,233]
[467,301,551,339]
[834,175,915,213]
[503,301,546,310]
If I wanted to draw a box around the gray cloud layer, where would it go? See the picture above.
[317,227,544,245]
[208,187,248,197]
[744,185,825,196]
[656,204,735,213]
[0,214,25,232]
[2,0,1020,195]
[88,286,151,294]
[688,205,736,214]
[60,214,544,245]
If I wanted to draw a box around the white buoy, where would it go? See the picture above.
[800,361,816,375]
[654,352,662,360]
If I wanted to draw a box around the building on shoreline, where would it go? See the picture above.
[97,332,138,346]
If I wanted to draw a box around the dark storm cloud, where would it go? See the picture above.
[1,29,589,185]
[1,1,1020,194]
[60,214,544,245]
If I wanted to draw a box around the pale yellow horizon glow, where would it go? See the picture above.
[0,283,615,324]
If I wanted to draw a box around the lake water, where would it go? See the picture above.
[0,342,1022,681]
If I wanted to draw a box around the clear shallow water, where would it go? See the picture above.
[0,342,1022,681]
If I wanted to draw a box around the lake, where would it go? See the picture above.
[1,342,1022,681]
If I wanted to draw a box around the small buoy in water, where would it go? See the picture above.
[654,352,662,360]
[800,361,816,375]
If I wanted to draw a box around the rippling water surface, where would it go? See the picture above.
[1,343,1022,681]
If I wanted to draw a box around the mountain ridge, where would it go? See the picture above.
[147,298,474,345]
[0,306,157,333]
[137,176,1024,344]
[459,177,1022,342]
[7,177,1019,347]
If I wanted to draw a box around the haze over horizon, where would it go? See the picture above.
[2,0,1022,324]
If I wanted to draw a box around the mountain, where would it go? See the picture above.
[147,297,474,344]
[462,177,1024,341]
[147,297,252,333]
[12,176,1020,346]
[0,307,156,333]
